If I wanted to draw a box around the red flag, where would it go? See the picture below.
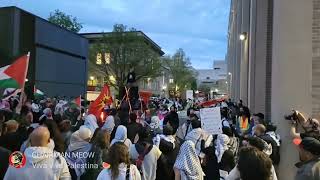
[74,96,81,107]
[200,99,218,107]
[139,91,152,106]
[88,85,113,124]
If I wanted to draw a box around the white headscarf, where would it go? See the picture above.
[185,128,212,156]
[153,134,176,149]
[174,140,204,180]
[84,114,99,134]
[101,115,115,133]
[215,134,230,163]
[110,125,132,149]
[39,108,53,120]
[54,100,66,115]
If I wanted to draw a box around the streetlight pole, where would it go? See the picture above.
[228,72,232,98]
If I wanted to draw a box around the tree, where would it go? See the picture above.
[165,48,197,92]
[190,78,198,91]
[89,24,162,96]
[48,9,83,32]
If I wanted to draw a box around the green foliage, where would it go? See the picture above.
[190,78,198,90]
[165,48,197,91]
[48,9,83,33]
[89,24,162,90]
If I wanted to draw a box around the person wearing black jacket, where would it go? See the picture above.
[127,113,143,143]
[0,121,28,152]
[163,106,179,134]
[0,123,11,180]
[201,136,220,180]
[156,125,180,180]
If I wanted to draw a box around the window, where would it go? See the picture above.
[96,53,102,64]
[206,77,210,80]
[105,53,111,64]
[169,79,174,83]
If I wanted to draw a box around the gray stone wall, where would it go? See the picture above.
[313,0,320,118]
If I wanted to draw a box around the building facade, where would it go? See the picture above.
[226,0,319,179]
[196,60,228,95]
[0,6,88,97]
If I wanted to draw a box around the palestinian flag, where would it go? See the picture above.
[0,54,29,89]
[74,95,81,107]
[34,87,44,97]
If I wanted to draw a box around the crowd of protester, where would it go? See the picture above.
[0,95,320,180]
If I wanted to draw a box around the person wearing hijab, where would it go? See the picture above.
[147,116,162,135]
[111,125,132,149]
[54,100,66,116]
[65,126,93,180]
[83,114,99,134]
[174,140,204,180]
[215,134,230,163]
[102,109,117,134]
[39,108,53,122]
[184,119,213,157]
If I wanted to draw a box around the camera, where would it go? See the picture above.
[284,110,298,121]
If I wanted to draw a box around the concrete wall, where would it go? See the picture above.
[312,0,320,118]
[271,0,313,179]
[248,0,269,114]
[239,0,250,105]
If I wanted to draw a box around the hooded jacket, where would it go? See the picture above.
[65,130,92,177]
[110,125,132,149]
[4,146,71,180]
[83,114,99,134]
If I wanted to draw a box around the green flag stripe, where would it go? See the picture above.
[0,78,20,88]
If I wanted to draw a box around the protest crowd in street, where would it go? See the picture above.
[0,92,320,180]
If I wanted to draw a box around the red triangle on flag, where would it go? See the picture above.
[4,55,29,87]
[75,96,81,107]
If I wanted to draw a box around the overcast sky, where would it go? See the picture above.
[1,0,230,69]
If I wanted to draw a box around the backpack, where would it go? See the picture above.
[135,144,153,174]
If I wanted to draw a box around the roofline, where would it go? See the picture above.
[0,6,88,40]
[80,31,165,56]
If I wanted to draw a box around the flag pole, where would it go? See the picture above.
[79,94,82,119]
[125,86,132,113]
[16,52,30,114]
[21,52,30,91]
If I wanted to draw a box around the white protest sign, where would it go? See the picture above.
[186,90,194,100]
[200,107,222,134]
